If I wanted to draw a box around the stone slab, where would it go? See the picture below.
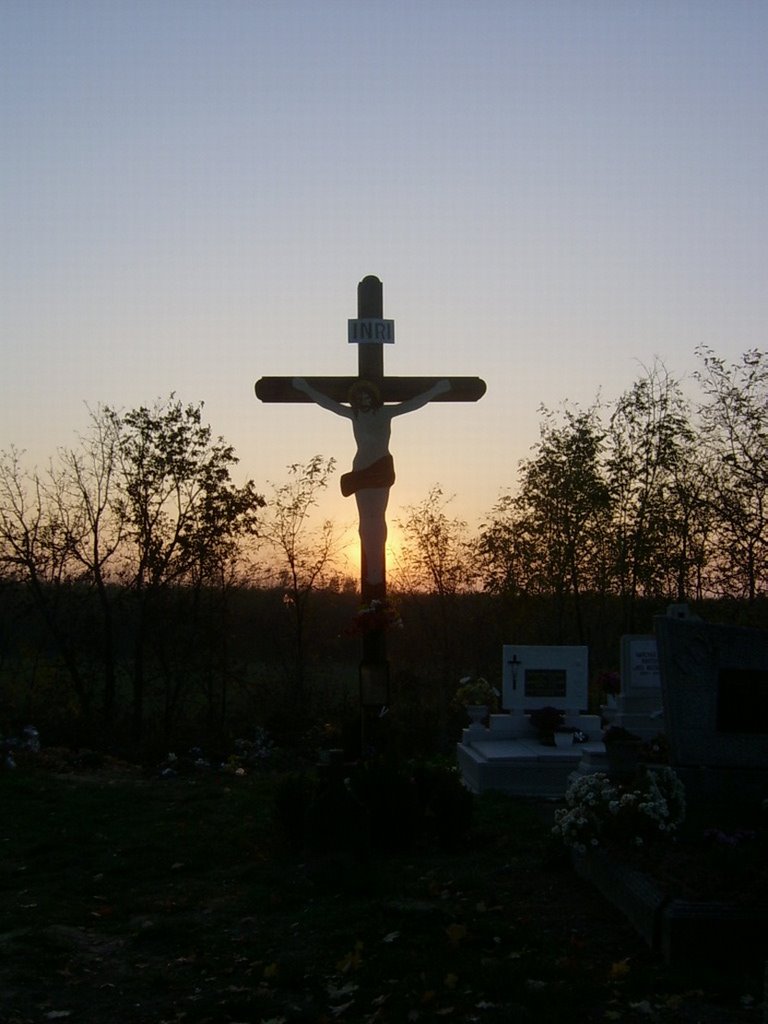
[456,739,606,798]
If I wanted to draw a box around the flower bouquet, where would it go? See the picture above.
[453,676,500,712]
[346,599,403,636]
[552,766,686,854]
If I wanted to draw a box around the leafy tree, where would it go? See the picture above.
[478,403,610,641]
[696,347,768,600]
[605,362,695,625]
[108,397,263,741]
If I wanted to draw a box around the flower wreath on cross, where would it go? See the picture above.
[346,599,403,636]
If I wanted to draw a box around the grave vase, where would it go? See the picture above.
[465,705,489,727]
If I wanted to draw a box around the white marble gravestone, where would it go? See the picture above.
[605,635,664,739]
[655,615,768,820]
[621,635,661,691]
[502,645,589,713]
[456,644,602,797]
[655,616,768,769]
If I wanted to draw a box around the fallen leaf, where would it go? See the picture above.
[263,962,279,979]
[337,941,364,973]
[445,923,466,946]
[444,973,458,990]
[629,1001,654,1014]
[609,958,631,980]
[330,1000,354,1016]
[327,981,358,999]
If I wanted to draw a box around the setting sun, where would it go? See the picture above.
[337,523,408,591]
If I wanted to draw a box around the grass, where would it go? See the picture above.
[0,759,763,1023]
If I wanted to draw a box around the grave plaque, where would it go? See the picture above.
[621,636,661,692]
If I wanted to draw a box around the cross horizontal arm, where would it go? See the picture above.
[255,376,486,404]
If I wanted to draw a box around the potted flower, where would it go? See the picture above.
[454,676,499,727]
[553,725,576,749]
[528,705,565,746]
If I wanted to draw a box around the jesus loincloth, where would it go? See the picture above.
[340,454,395,497]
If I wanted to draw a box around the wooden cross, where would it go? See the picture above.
[255,275,485,705]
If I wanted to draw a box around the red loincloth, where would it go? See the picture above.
[340,454,395,497]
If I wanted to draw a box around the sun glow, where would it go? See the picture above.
[337,523,408,592]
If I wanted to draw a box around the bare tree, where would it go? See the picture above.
[0,448,93,717]
[0,399,264,746]
[258,455,340,700]
[394,486,476,597]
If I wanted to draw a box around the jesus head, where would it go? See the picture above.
[348,380,382,414]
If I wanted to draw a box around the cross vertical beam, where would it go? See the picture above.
[357,274,384,381]
[356,276,389,705]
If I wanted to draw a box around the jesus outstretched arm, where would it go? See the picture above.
[388,378,451,416]
[292,377,353,418]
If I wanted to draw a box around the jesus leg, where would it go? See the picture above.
[355,487,389,590]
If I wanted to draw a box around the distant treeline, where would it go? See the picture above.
[1,577,765,759]
[1,350,767,756]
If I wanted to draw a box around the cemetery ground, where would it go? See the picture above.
[1,756,764,1024]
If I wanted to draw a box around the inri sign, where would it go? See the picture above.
[348,318,395,344]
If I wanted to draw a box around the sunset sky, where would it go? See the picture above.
[2,1,766,571]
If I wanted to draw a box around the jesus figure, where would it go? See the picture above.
[292,376,451,590]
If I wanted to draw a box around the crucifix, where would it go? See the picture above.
[255,275,485,706]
